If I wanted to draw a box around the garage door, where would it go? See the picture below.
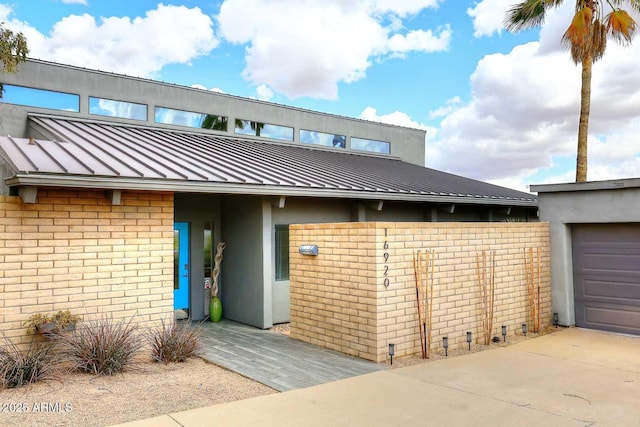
[572,224,640,335]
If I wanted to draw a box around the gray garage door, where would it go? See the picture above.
[572,224,640,335]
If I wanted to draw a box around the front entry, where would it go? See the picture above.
[174,222,190,311]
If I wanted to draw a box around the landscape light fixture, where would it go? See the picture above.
[502,325,507,342]
[466,331,472,351]
[443,337,449,357]
[553,312,559,328]
[388,343,395,366]
[522,323,528,337]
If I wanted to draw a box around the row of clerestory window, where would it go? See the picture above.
[1,84,390,155]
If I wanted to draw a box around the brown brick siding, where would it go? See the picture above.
[290,222,550,362]
[0,189,174,349]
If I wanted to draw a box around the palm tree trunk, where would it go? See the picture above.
[575,54,592,182]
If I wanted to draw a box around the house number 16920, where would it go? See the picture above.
[383,232,390,288]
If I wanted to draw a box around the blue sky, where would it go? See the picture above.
[2,0,639,192]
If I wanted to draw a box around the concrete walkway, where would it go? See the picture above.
[114,328,640,427]
[197,320,386,391]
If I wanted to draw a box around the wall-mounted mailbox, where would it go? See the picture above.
[299,245,319,256]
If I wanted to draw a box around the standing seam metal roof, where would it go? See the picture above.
[0,115,537,205]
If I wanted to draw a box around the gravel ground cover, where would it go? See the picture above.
[0,323,554,426]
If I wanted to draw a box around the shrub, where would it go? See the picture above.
[0,337,57,388]
[147,319,202,363]
[56,316,144,375]
[23,310,82,334]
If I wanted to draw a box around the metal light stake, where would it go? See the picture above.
[466,331,472,351]
[502,325,507,342]
[522,323,528,336]
[553,312,559,328]
[443,336,448,357]
[388,343,395,366]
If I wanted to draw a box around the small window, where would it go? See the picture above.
[89,96,147,121]
[351,137,390,154]
[300,130,346,148]
[155,107,228,131]
[275,225,290,281]
[235,119,293,141]
[0,84,79,112]
[174,229,180,290]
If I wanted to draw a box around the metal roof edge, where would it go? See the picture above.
[6,174,539,207]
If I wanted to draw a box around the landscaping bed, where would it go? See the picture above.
[0,357,275,427]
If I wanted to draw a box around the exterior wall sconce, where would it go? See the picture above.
[443,336,448,357]
[553,312,559,328]
[299,245,319,256]
[466,332,472,351]
[502,325,507,342]
[522,323,528,336]
[388,343,395,365]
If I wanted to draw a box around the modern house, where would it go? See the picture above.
[0,59,538,335]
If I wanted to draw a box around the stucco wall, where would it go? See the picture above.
[532,181,640,326]
[289,222,551,362]
[220,196,267,328]
[0,190,174,350]
[1,59,426,166]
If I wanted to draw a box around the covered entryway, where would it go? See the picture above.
[572,223,640,335]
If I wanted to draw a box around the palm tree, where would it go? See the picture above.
[505,1,639,182]
[201,114,230,131]
[0,23,29,98]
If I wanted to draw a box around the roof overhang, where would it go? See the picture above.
[6,174,537,206]
[0,115,538,208]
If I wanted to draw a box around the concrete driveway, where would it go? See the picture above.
[115,328,640,427]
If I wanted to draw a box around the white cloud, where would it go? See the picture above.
[428,96,462,119]
[467,0,515,37]
[360,106,434,132]
[191,84,225,93]
[468,0,577,40]
[385,25,451,57]
[372,0,442,18]
[0,4,217,78]
[430,4,640,187]
[256,84,274,101]
[61,0,87,5]
[216,0,449,99]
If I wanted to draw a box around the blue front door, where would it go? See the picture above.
[174,222,189,310]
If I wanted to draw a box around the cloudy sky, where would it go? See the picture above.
[1,0,639,192]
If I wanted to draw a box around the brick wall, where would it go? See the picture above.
[0,189,174,349]
[290,222,551,362]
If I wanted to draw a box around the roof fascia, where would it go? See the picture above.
[6,174,538,207]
